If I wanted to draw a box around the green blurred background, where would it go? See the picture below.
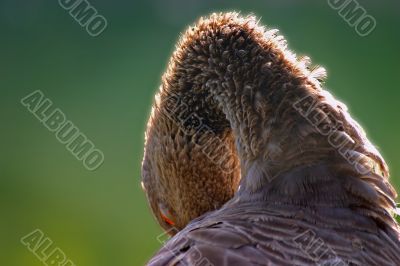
[1,0,399,265]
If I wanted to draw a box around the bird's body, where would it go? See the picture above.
[141,12,400,265]
[149,163,400,265]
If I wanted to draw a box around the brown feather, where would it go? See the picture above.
[142,12,400,265]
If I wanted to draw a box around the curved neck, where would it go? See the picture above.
[158,13,396,220]
[164,14,343,183]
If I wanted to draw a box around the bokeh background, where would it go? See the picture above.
[1,0,399,265]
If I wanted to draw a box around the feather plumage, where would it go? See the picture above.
[142,12,400,265]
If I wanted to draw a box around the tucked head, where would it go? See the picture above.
[141,90,241,233]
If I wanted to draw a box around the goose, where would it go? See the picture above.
[141,12,400,265]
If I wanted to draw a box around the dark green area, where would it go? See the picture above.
[1,0,399,265]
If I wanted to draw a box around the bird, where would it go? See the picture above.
[141,12,400,265]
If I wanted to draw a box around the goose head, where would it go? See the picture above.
[141,89,241,232]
